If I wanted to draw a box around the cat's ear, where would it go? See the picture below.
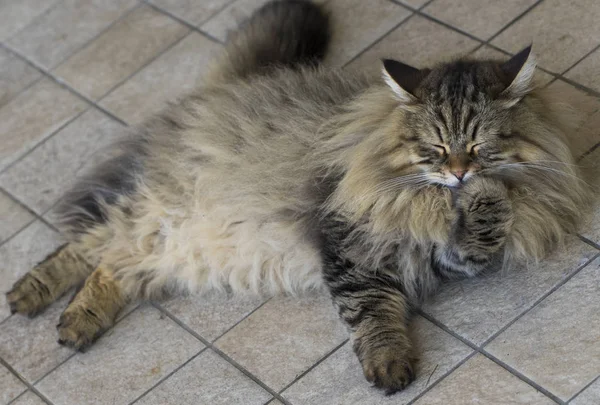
[382,59,428,103]
[499,45,536,106]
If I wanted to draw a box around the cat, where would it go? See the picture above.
[6,0,592,394]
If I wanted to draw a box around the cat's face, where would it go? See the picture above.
[382,47,540,188]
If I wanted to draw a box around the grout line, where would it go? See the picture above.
[560,43,600,77]
[578,234,600,251]
[479,350,564,404]
[278,338,349,396]
[578,141,600,162]
[0,357,54,405]
[151,302,293,405]
[406,350,478,405]
[1,0,64,45]
[6,388,29,405]
[568,373,600,403]
[0,186,59,233]
[484,0,545,44]
[479,251,600,347]
[342,0,436,69]
[210,296,273,342]
[127,347,208,405]
[142,0,233,44]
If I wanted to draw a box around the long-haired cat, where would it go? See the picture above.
[6,0,593,393]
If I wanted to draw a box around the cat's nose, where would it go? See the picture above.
[451,170,466,181]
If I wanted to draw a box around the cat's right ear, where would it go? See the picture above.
[382,59,428,103]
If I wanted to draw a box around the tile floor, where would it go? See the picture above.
[0,0,599,404]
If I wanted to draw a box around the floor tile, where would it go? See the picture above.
[571,377,600,405]
[469,46,554,85]
[413,354,554,405]
[149,0,232,26]
[492,0,600,73]
[136,350,271,405]
[0,363,26,405]
[7,0,138,70]
[0,221,63,322]
[545,80,600,159]
[0,191,34,244]
[348,15,478,75]
[162,292,267,342]
[100,32,221,124]
[486,258,600,400]
[0,47,40,109]
[423,236,595,345]
[325,0,411,67]
[54,5,189,100]
[282,316,473,405]
[200,0,273,42]
[215,293,347,391]
[565,49,600,94]
[395,0,429,8]
[0,79,87,172]
[0,0,59,41]
[0,109,125,215]
[9,391,46,405]
[0,295,73,383]
[423,0,537,40]
[36,306,204,405]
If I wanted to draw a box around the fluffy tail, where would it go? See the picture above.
[211,0,330,81]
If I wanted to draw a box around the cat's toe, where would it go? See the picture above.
[6,275,51,317]
[361,350,416,394]
[56,306,107,351]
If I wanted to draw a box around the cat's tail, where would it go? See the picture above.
[209,0,330,82]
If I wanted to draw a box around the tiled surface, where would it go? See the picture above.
[413,354,555,405]
[0,1,599,405]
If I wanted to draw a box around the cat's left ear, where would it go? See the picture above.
[499,45,537,107]
[382,59,429,103]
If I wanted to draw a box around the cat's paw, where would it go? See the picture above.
[56,303,111,351]
[6,274,53,317]
[459,177,512,237]
[358,343,416,395]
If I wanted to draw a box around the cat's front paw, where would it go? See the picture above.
[355,337,416,394]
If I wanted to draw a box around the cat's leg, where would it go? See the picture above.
[324,263,416,394]
[6,244,95,317]
[443,177,513,271]
[56,264,126,350]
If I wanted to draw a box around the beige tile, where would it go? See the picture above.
[492,0,600,73]
[0,191,34,244]
[565,49,600,93]
[424,236,595,345]
[54,5,189,100]
[200,0,271,42]
[486,258,600,400]
[0,363,26,404]
[7,0,138,70]
[413,354,554,405]
[215,293,347,391]
[0,0,59,41]
[325,0,412,67]
[266,400,283,405]
[349,15,478,75]
[424,0,537,40]
[546,80,600,159]
[571,377,600,405]
[136,350,271,405]
[0,47,40,109]
[282,317,473,405]
[10,391,46,405]
[0,79,87,172]
[162,292,267,342]
[100,32,221,124]
[0,221,63,322]
[0,109,125,214]
[149,0,232,25]
[470,46,554,85]
[36,306,204,405]
[0,295,72,383]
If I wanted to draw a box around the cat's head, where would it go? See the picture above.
[382,46,541,187]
